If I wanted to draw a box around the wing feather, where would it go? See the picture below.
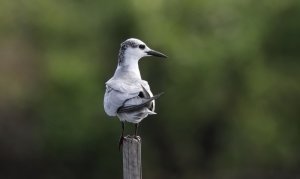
[104,78,160,117]
[117,92,163,113]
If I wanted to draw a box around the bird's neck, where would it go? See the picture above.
[116,57,141,79]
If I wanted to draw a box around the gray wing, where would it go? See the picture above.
[117,89,163,113]
[104,78,150,116]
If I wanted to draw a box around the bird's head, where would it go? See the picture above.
[118,38,167,64]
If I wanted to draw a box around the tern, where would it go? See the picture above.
[103,38,167,149]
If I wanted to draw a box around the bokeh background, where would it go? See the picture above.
[1,0,300,178]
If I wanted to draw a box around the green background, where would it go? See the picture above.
[0,0,300,178]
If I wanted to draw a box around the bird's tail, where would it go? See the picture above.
[146,109,157,115]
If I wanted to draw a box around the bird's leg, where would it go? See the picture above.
[118,121,125,151]
[134,123,139,138]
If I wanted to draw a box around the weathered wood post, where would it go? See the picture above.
[122,136,142,179]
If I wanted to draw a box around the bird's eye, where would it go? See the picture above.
[139,44,145,49]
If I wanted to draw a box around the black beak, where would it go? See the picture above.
[146,50,167,58]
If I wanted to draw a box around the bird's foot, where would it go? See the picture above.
[118,135,124,151]
[126,135,141,141]
[133,135,141,141]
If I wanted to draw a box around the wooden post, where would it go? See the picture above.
[122,136,142,179]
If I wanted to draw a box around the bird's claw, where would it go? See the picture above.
[133,135,141,141]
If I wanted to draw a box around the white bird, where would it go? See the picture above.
[103,38,167,149]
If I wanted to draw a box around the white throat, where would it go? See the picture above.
[115,55,142,79]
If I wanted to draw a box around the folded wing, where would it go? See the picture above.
[104,78,157,116]
[117,87,163,113]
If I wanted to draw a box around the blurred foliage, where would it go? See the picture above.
[0,0,300,178]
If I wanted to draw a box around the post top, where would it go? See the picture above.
[124,135,142,143]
